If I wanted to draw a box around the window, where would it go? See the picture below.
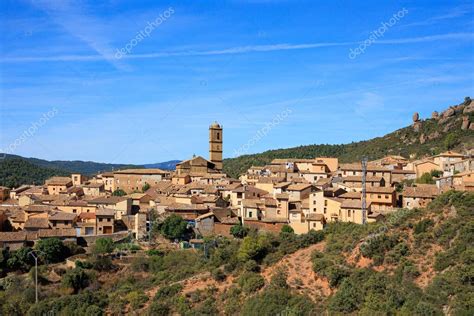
[73,209,77,213]
[348,210,351,217]
[217,132,220,140]
[313,200,316,205]
[324,208,327,214]
[248,211,253,217]
[313,223,316,228]
[385,195,389,199]
[107,218,111,222]
[378,195,382,199]
[324,200,328,206]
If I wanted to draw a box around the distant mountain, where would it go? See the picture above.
[143,160,180,170]
[223,97,474,178]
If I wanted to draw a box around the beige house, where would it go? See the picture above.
[101,172,115,192]
[82,183,105,196]
[433,151,465,171]
[411,160,442,178]
[340,163,392,184]
[402,185,441,209]
[96,209,115,234]
[114,169,170,194]
[87,196,131,219]
[45,177,73,195]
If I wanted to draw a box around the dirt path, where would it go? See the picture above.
[261,241,331,300]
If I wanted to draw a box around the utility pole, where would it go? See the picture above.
[28,251,39,303]
[361,157,368,225]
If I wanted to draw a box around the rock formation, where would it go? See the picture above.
[462,116,471,130]
[412,112,420,122]
[432,111,439,119]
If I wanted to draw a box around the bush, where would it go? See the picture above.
[93,238,114,255]
[238,272,265,294]
[280,225,294,234]
[211,268,226,282]
[62,268,90,293]
[244,259,260,272]
[230,224,249,238]
[414,219,434,234]
[237,235,269,262]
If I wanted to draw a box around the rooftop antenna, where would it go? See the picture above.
[362,157,368,225]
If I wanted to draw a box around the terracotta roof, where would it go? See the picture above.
[306,213,325,221]
[38,228,76,238]
[114,168,168,175]
[96,208,116,216]
[78,212,96,220]
[434,151,464,158]
[88,196,128,204]
[24,205,53,212]
[341,200,370,209]
[287,183,312,191]
[275,193,290,200]
[343,176,384,183]
[366,186,396,194]
[24,217,50,229]
[340,192,361,199]
[391,169,416,174]
[274,182,292,189]
[403,186,440,198]
[260,217,288,223]
[340,163,390,172]
[84,183,104,188]
[48,211,77,221]
[46,177,72,186]
[0,231,27,242]
[242,199,262,208]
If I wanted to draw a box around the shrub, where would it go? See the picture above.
[414,219,434,234]
[62,268,90,293]
[237,235,269,262]
[238,272,265,294]
[92,238,114,255]
[244,259,260,272]
[280,225,294,234]
[230,224,249,238]
[211,268,226,282]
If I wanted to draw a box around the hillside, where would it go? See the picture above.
[0,158,70,188]
[143,160,180,170]
[0,154,142,175]
[1,191,472,315]
[0,155,179,188]
[223,97,474,178]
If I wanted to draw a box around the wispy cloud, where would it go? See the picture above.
[2,32,472,63]
[403,6,472,27]
[30,0,127,70]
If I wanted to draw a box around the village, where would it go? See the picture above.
[0,120,472,252]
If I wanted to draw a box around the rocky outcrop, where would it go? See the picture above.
[462,116,470,130]
[413,121,422,133]
[442,107,455,119]
[413,112,420,122]
[464,100,474,114]
[419,134,426,144]
[432,111,439,119]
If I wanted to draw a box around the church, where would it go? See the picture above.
[175,122,223,176]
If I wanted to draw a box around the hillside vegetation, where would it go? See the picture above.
[1,191,472,315]
[0,158,70,188]
[223,98,474,177]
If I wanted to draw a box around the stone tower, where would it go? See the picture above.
[209,122,223,171]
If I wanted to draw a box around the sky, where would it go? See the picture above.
[0,0,473,164]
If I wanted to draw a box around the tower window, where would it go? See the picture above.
[217,132,220,140]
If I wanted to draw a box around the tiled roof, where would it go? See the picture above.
[96,208,116,216]
[0,231,27,242]
[114,168,169,175]
[366,186,396,194]
[306,213,325,221]
[48,211,77,221]
[287,183,312,191]
[403,186,440,198]
[46,177,72,186]
[24,217,50,229]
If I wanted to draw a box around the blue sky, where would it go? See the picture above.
[0,0,473,164]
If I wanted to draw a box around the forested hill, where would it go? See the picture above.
[223,97,474,178]
[0,158,70,188]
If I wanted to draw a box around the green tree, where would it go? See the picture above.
[35,238,68,263]
[160,214,188,240]
[237,235,269,262]
[444,133,458,150]
[92,237,114,255]
[112,189,126,196]
[6,247,34,272]
[142,182,150,192]
[230,224,249,238]
[417,172,435,184]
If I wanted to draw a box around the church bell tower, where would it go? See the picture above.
[209,122,223,171]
